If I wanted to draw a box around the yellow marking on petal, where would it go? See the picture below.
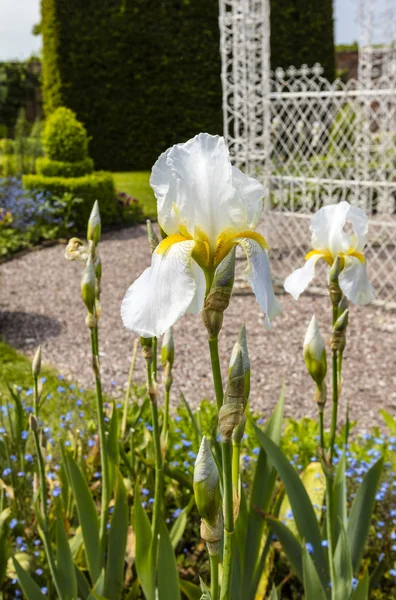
[305,248,365,268]
[192,240,210,269]
[156,234,189,255]
[305,249,332,265]
[214,229,269,267]
[347,249,365,263]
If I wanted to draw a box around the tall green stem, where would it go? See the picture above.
[145,359,163,570]
[90,328,109,559]
[32,375,64,599]
[207,333,234,600]
[210,552,219,600]
[318,409,325,453]
[162,388,170,442]
[121,338,138,439]
[329,306,339,462]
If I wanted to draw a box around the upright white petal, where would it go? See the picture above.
[345,204,369,252]
[236,237,282,329]
[151,133,235,245]
[284,253,322,300]
[339,256,375,305]
[311,202,350,255]
[121,240,199,337]
[230,166,265,230]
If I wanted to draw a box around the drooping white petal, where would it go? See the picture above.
[236,237,282,329]
[230,166,265,230]
[187,259,206,314]
[284,254,323,300]
[311,202,351,255]
[339,256,375,305]
[121,240,198,337]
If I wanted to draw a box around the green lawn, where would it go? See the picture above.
[113,171,157,219]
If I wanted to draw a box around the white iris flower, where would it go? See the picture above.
[284,201,374,305]
[121,133,281,337]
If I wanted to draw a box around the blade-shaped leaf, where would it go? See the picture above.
[269,585,279,600]
[180,392,201,446]
[108,403,120,466]
[244,390,285,592]
[157,518,181,600]
[170,496,195,550]
[380,409,396,434]
[13,558,47,600]
[351,571,369,600]
[347,457,383,572]
[333,522,353,600]
[302,546,328,600]
[134,482,154,600]
[266,516,303,582]
[333,453,347,547]
[75,566,90,600]
[62,450,101,583]
[199,577,212,600]
[253,424,329,589]
[104,471,128,599]
[0,508,11,586]
[180,579,202,600]
[56,509,78,600]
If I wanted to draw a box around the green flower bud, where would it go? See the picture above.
[229,324,250,400]
[161,328,174,368]
[147,219,160,254]
[32,345,41,378]
[219,346,246,440]
[334,308,349,332]
[329,255,342,282]
[202,247,236,336]
[95,255,102,283]
[329,256,342,306]
[303,315,327,386]
[81,254,96,313]
[232,412,246,444]
[29,413,38,432]
[194,436,221,525]
[87,201,101,246]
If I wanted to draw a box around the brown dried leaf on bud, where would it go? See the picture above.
[314,382,327,410]
[200,510,223,555]
[218,403,244,441]
[85,313,97,329]
[29,413,38,432]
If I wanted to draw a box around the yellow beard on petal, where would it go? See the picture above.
[214,229,269,267]
[305,248,366,268]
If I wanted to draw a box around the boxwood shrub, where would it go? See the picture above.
[36,156,94,177]
[23,171,118,229]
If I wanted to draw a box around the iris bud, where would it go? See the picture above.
[161,328,174,369]
[303,316,327,386]
[81,254,96,313]
[147,219,160,254]
[87,201,101,246]
[194,436,221,525]
[202,248,236,336]
[32,346,41,378]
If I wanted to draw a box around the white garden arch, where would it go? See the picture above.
[219,0,396,306]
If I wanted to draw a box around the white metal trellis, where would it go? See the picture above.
[219,0,396,306]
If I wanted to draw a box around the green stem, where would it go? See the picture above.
[208,336,223,411]
[210,553,219,600]
[145,359,163,572]
[33,376,64,599]
[121,339,138,439]
[329,305,339,463]
[161,386,171,445]
[90,328,109,561]
[318,409,325,454]
[325,477,336,587]
[232,441,240,496]
[207,333,234,600]
[152,337,158,382]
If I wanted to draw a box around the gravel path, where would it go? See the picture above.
[1,224,395,430]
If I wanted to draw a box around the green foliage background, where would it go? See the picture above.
[41,0,335,171]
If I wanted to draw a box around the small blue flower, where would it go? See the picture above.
[35,568,44,576]
[21,431,29,440]
[9,518,18,530]
[52,487,61,498]
[321,540,329,547]
[305,542,313,554]
[142,488,150,496]
[76,399,83,407]
[2,468,11,477]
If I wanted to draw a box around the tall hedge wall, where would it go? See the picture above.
[41,0,334,171]
[270,0,335,80]
[41,0,223,171]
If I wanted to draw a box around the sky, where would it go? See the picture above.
[0,0,391,61]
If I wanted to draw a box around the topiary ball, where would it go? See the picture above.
[42,107,89,163]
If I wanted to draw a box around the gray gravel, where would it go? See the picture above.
[1,224,395,430]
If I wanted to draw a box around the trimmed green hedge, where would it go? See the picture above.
[270,1,335,80]
[42,107,89,162]
[36,156,94,177]
[41,0,334,171]
[23,171,117,228]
